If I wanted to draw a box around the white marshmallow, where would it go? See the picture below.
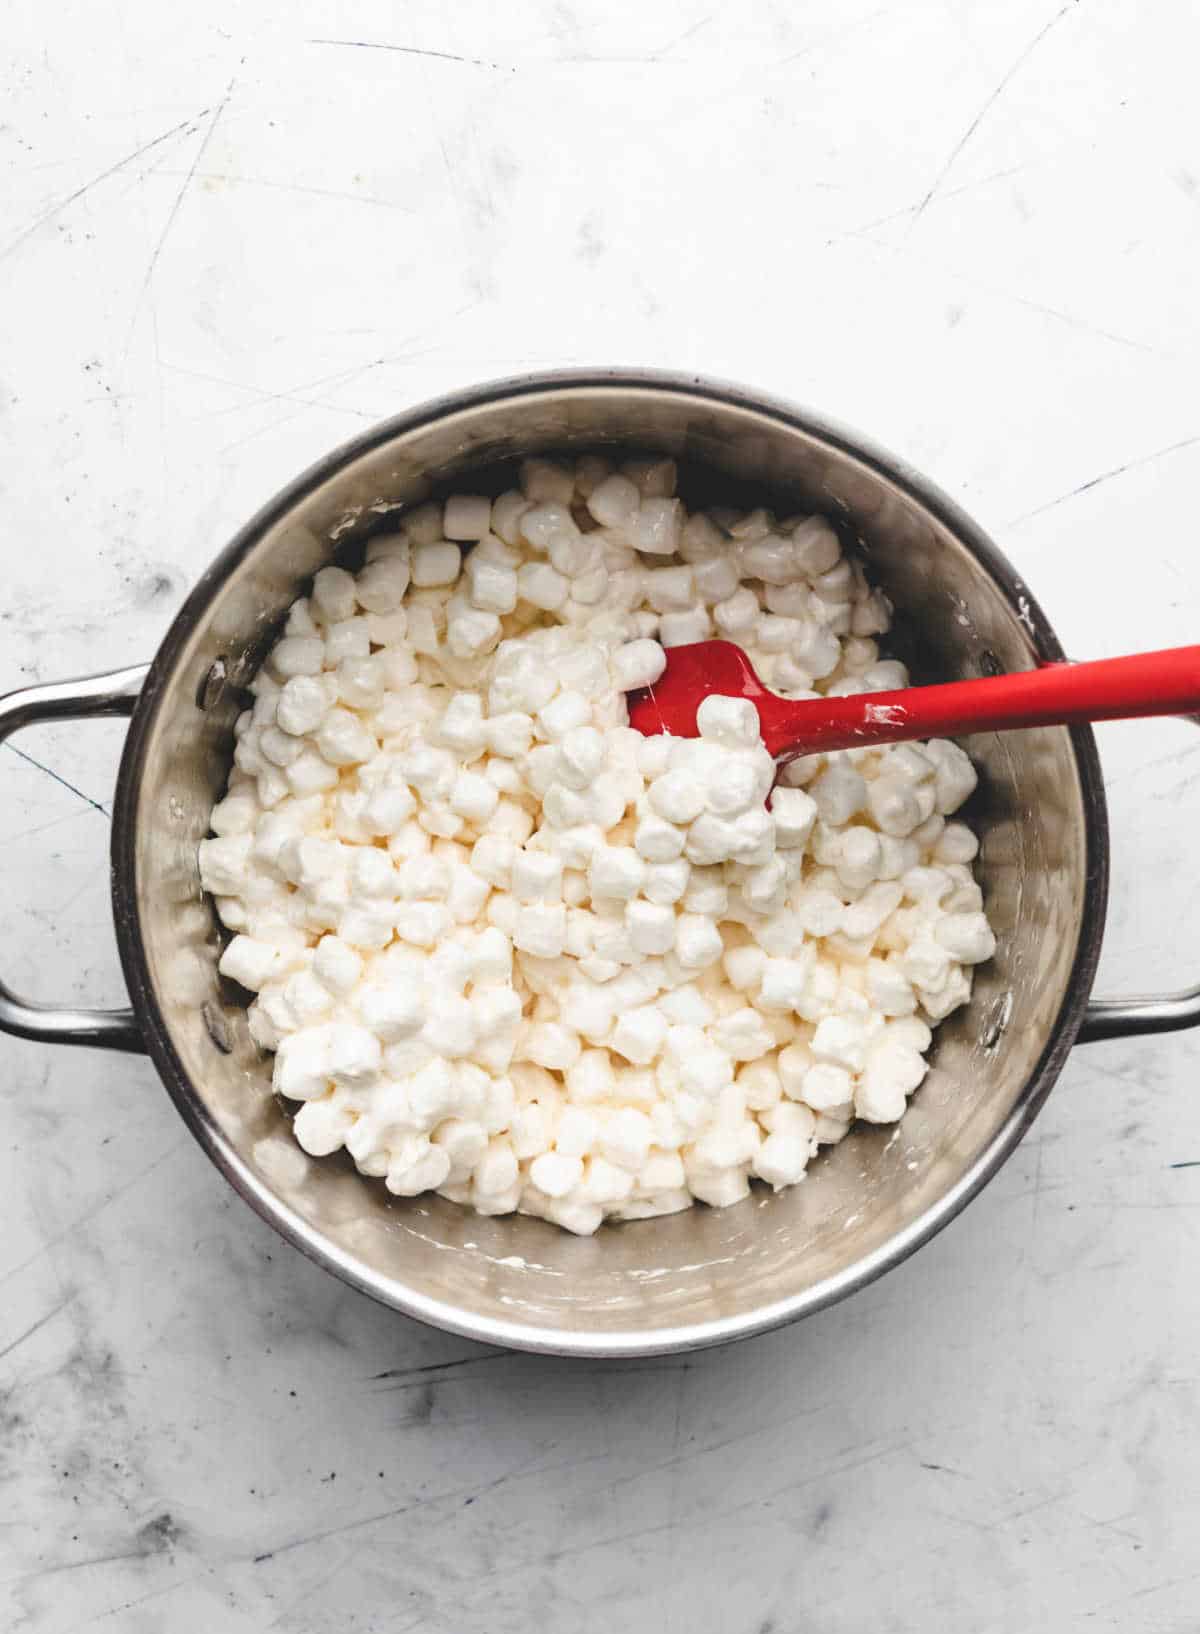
[770,787,818,849]
[538,690,591,741]
[411,541,461,588]
[934,912,996,964]
[517,562,568,611]
[589,845,646,902]
[511,849,564,903]
[630,498,683,555]
[611,639,667,691]
[610,1005,668,1065]
[513,903,567,959]
[218,935,280,991]
[675,913,724,970]
[625,899,676,957]
[443,494,492,541]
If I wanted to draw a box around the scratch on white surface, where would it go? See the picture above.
[162,359,376,421]
[651,12,714,58]
[308,37,512,71]
[0,112,204,265]
[210,355,393,454]
[123,81,237,354]
[3,743,110,816]
[172,170,417,215]
[908,3,1076,234]
[0,1140,185,1294]
[835,163,1028,239]
[779,8,892,66]
[1007,433,1200,526]
[835,229,1159,356]
[0,1297,72,1363]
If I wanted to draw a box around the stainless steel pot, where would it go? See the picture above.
[3,371,1198,1357]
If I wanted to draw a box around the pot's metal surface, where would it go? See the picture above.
[3,371,1198,1356]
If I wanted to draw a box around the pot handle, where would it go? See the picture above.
[1078,715,1200,1043]
[0,664,150,1053]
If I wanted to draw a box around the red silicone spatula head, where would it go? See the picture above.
[626,641,772,739]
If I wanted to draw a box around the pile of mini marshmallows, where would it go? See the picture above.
[198,454,996,1236]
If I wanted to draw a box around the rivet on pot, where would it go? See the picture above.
[980,990,1014,1050]
[202,1001,233,1055]
[196,658,228,712]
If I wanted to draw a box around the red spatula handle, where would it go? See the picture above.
[759,644,1200,759]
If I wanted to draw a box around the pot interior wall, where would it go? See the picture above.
[124,382,1094,1345]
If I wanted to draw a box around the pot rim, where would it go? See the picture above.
[110,367,1109,1357]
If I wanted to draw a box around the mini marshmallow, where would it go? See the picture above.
[524,1021,582,1072]
[935,912,996,964]
[675,913,724,970]
[630,498,683,555]
[517,562,569,611]
[589,845,645,902]
[394,901,452,948]
[449,771,500,824]
[467,557,519,614]
[758,956,813,1013]
[611,639,667,691]
[324,617,371,664]
[712,587,761,639]
[621,457,676,498]
[648,768,706,826]
[642,858,691,905]
[657,606,713,646]
[634,812,685,863]
[645,565,696,612]
[857,1039,928,1122]
[923,738,979,814]
[486,711,535,760]
[435,692,487,757]
[812,763,867,826]
[489,490,531,545]
[811,1014,871,1072]
[934,822,980,865]
[538,690,591,741]
[587,473,641,530]
[311,565,359,623]
[682,869,728,917]
[411,541,461,588]
[625,899,676,956]
[316,709,376,767]
[443,494,492,541]
[198,835,253,896]
[556,726,605,789]
[770,787,818,849]
[520,458,575,505]
[511,849,564,903]
[513,903,567,959]
[312,936,363,994]
[276,675,331,737]
[218,935,280,991]
[356,554,410,614]
[446,603,501,660]
[703,750,773,818]
[753,1132,811,1189]
[611,1005,668,1065]
[359,983,424,1042]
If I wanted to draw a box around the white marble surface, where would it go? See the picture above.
[4,2,1200,1628]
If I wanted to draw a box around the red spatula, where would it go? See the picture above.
[626,639,1200,760]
